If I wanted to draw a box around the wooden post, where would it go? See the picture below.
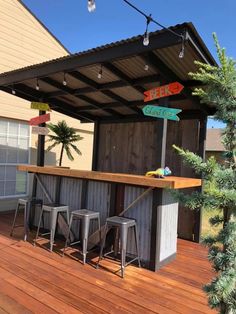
[37,110,46,166]
[92,121,99,170]
[193,117,207,242]
[30,110,46,227]
[149,92,169,270]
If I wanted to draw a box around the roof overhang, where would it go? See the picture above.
[0,22,217,123]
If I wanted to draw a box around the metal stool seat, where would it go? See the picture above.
[97,216,141,278]
[63,209,101,264]
[34,203,69,252]
[10,198,42,241]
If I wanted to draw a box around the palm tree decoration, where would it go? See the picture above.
[47,120,83,166]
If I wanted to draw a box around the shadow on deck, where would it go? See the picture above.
[0,211,216,314]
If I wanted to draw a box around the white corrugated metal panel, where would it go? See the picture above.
[111,86,143,101]
[85,91,114,103]
[155,42,201,81]
[113,56,157,78]
[159,190,178,262]
[50,73,88,89]
[124,186,153,263]
[34,174,57,227]
[79,65,118,83]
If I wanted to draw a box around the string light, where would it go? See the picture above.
[63,73,67,86]
[97,65,103,79]
[179,38,185,59]
[36,79,40,91]
[144,64,149,71]
[123,0,185,58]
[88,0,96,12]
[143,14,152,46]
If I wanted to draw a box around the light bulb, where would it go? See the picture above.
[12,89,16,95]
[144,64,149,71]
[63,80,67,86]
[36,80,40,90]
[88,0,96,12]
[179,48,184,59]
[143,32,149,46]
[97,66,103,79]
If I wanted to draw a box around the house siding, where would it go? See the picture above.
[0,0,93,211]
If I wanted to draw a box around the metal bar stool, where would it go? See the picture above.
[97,216,141,278]
[34,203,69,252]
[63,209,101,264]
[10,198,42,241]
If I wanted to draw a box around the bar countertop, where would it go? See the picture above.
[18,165,201,189]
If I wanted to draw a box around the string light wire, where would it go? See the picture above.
[88,0,185,57]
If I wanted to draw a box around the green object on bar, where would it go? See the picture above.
[142,105,182,121]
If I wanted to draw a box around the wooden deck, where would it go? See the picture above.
[0,212,216,314]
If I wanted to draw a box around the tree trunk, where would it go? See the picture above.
[59,144,64,166]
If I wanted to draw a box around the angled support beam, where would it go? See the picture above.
[140,52,208,115]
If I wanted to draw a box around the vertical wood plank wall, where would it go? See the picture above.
[97,121,160,174]
[96,119,202,242]
[166,119,200,241]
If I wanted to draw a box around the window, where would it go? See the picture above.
[0,119,30,198]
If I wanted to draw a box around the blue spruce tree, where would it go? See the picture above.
[173,34,236,314]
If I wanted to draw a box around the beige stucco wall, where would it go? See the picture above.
[0,0,94,211]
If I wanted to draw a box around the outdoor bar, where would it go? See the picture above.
[18,165,201,270]
[0,22,216,271]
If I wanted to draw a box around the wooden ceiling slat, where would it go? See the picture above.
[40,77,122,118]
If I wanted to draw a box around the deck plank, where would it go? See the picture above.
[0,212,216,314]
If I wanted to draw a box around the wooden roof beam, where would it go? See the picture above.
[40,77,121,118]
[47,74,162,98]
[140,52,208,115]
[102,62,145,94]
[69,71,140,114]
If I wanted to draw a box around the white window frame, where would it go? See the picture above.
[0,118,30,199]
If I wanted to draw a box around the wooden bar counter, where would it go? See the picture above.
[18,165,201,271]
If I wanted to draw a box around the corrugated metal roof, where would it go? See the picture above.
[0,22,217,122]
[0,22,215,78]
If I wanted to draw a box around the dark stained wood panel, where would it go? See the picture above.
[97,121,160,175]
[166,119,201,241]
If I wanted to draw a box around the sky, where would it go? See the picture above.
[22,0,236,128]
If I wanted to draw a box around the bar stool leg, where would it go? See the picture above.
[120,226,128,278]
[97,217,101,248]
[81,216,90,264]
[23,202,29,241]
[34,207,44,246]
[134,225,141,268]
[63,214,73,256]
[96,222,108,268]
[50,210,58,252]
[10,202,20,237]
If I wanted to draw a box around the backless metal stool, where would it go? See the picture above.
[97,216,141,278]
[10,198,42,241]
[63,209,101,264]
[34,203,69,252]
